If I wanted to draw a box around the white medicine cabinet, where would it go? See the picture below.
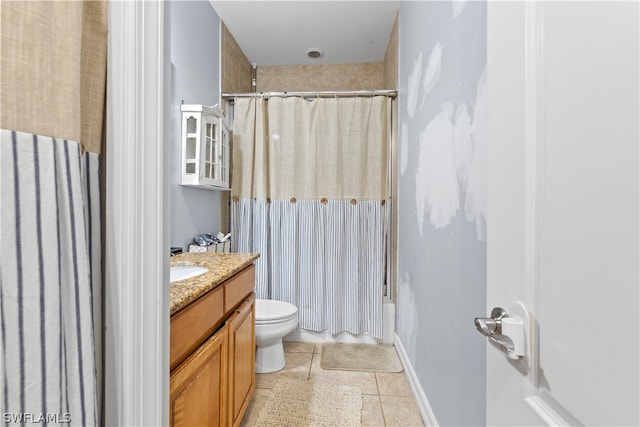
[180,104,230,190]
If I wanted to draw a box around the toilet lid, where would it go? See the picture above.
[255,299,298,322]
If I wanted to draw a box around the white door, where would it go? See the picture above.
[485,2,639,425]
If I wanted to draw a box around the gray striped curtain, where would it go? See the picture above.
[231,97,390,339]
[0,3,106,423]
[1,130,100,425]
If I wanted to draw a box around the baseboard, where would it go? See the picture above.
[394,333,439,427]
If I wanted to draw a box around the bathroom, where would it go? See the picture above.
[164,1,487,425]
[107,1,640,425]
[2,1,638,426]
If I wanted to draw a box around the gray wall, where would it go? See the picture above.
[396,2,487,425]
[167,1,222,250]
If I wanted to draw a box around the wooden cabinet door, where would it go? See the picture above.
[170,325,228,427]
[227,293,256,427]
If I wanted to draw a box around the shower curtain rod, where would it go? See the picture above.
[222,89,397,99]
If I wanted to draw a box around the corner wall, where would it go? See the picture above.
[396,2,487,425]
[383,14,398,90]
[166,1,221,250]
[220,23,252,233]
[221,23,253,94]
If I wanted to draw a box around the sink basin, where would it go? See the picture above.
[170,265,208,283]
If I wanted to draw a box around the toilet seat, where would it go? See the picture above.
[255,299,298,323]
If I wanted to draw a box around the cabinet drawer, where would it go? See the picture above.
[224,265,255,312]
[171,285,225,371]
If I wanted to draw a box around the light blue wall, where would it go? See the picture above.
[166,1,221,250]
[396,2,487,425]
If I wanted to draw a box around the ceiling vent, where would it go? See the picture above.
[305,48,324,59]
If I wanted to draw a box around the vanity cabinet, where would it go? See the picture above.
[170,264,256,427]
[169,326,228,427]
[227,294,255,427]
[180,104,230,190]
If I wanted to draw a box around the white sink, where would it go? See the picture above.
[170,265,208,283]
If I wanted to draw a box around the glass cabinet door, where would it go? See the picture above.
[201,118,217,186]
[184,115,198,175]
[180,104,230,190]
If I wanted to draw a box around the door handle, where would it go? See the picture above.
[474,307,508,337]
[475,304,528,360]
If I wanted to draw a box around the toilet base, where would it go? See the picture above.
[255,338,286,373]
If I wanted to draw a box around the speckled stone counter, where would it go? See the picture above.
[170,252,259,315]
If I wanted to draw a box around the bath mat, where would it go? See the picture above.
[255,378,362,427]
[321,343,403,373]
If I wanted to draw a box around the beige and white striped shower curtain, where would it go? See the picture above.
[1,1,106,424]
[231,96,390,338]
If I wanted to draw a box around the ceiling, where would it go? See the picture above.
[209,1,400,66]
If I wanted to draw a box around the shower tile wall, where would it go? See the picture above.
[222,23,252,94]
[383,14,398,89]
[220,23,252,233]
[256,62,385,92]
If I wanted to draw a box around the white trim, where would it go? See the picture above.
[523,0,544,398]
[382,302,395,345]
[526,396,573,427]
[386,98,398,304]
[105,1,168,425]
[394,333,439,427]
[218,11,223,107]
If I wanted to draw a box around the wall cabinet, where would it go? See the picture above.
[180,104,230,190]
[170,265,256,427]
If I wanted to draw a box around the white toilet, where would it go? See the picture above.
[255,299,298,373]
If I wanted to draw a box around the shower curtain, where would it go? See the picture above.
[1,1,106,424]
[231,96,390,338]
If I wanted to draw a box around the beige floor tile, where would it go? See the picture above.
[239,388,271,427]
[283,341,315,353]
[248,344,424,427]
[309,353,379,395]
[376,371,413,397]
[361,394,386,427]
[255,352,312,389]
[380,395,424,426]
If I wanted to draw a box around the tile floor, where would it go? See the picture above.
[240,342,425,427]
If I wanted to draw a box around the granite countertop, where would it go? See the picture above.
[170,252,259,315]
